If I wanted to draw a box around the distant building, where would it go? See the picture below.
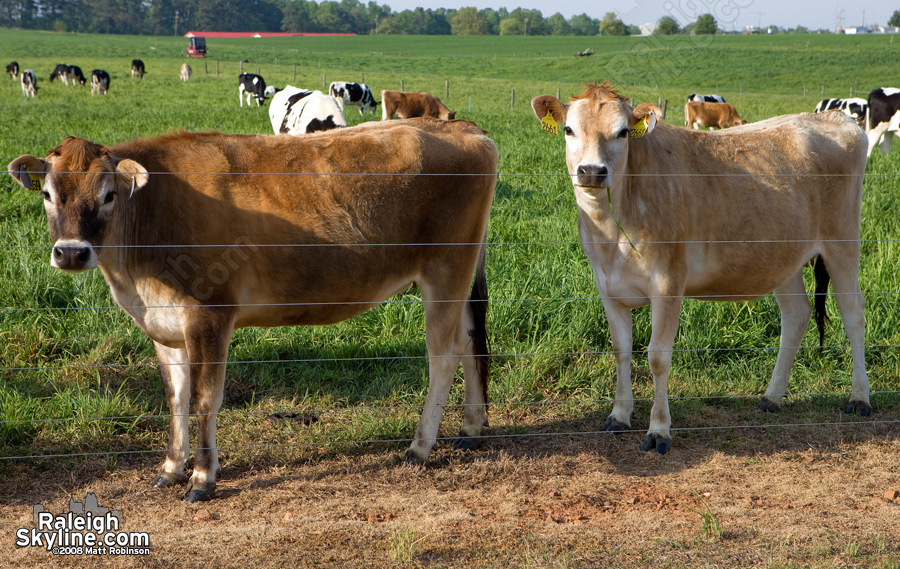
[638,23,657,36]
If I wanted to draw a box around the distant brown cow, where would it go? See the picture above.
[685,101,747,129]
[381,90,456,120]
[8,118,497,503]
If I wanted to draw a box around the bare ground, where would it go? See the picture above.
[2,421,900,568]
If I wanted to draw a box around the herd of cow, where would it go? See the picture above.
[5,63,889,501]
[685,89,900,156]
[6,59,144,97]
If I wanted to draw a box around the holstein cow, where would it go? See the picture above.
[687,93,726,103]
[8,118,497,502]
[90,69,110,96]
[179,63,192,82]
[269,85,347,135]
[49,63,70,84]
[684,101,747,130]
[239,73,268,107]
[20,70,37,97]
[532,82,869,454]
[381,90,456,121]
[814,97,867,126]
[131,59,146,79]
[6,61,18,79]
[329,81,379,114]
[866,87,900,156]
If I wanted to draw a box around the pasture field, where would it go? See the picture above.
[1,29,900,567]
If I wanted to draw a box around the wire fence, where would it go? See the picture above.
[2,166,898,462]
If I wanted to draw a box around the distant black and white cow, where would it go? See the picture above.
[269,86,347,135]
[6,61,18,80]
[49,63,70,83]
[813,98,867,126]
[66,65,86,86]
[329,81,379,115]
[91,69,110,96]
[21,69,37,97]
[866,87,900,157]
[687,93,726,103]
[239,73,268,107]
[131,59,145,79]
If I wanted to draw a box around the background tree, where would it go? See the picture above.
[546,12,570,36]
[694,13,717,34]
[889,9,900,28]
[654,15,679,35]
[499,15,523,35]
[451,6,489,35]
[568,12,598,36]
[599,11,626,36]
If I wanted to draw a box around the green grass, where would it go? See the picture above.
[1,29,899,464]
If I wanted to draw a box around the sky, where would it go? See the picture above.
[382,1,897,32]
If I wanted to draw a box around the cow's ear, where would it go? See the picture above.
[114,158,149,196]
[532,95,568,131]
[7,155,50,192]
[630,103,662,138]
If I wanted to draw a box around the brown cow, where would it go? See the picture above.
[8,118,497,502]
[381,90,456,120]
[685,100,747,129]
[533,82,869,454]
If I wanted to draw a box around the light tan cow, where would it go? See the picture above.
[8,118,498,502]
[179,63,192,81]
[685,100,747,129]
[381,90,456,121]
[533,82,869,454]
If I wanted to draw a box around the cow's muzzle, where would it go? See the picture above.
[575,164,608,187]
[51,240,97,272]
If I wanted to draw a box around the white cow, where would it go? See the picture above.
[269,86,347,135]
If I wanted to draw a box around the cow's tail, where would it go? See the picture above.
[814,255,831,348]
[468,241,490,409]
[865,103,871,133]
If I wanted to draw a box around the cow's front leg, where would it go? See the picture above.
[642,293,682,454]
[151,341,190,489]
[182,312,233,502]
[599,298,634,433]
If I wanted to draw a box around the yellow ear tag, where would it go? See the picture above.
[541,112,559,135]
[629,113,656,138]
[21,168,41,192]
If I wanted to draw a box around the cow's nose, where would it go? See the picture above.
[576,164,608,187]
[52,243,92,271]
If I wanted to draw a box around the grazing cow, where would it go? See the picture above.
[20,70,37,97]
[49,63,70,84]
[329,81,379,114]
[179,63,192,82]
[866,87,900,156]
[131,59,145,79]
[814,97,868,126]
[7,117,497,502]
[67,65,86,86]
[90,69,110,96]
[6,61,18,79]
[687,93,726,103]
[269,85,347,135]
[239,73,268,107]
[532,82,869,454]
[381,90,456,121]
[684,101,747,129]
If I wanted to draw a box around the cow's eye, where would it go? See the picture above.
[564,126,574,136]
[618,128,629,138]
[41,190,50,201]
[103,191,116,204]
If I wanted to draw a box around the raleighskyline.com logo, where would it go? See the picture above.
[15,493,150,556]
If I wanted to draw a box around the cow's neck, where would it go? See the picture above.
[573,179,638,262]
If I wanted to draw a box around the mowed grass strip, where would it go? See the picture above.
[1,30,898,465]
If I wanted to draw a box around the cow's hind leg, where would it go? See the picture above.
[759,270,811,412]
[454,260,490,450]
[182,312,233,502]
[151,342,190,489]
[820,255,871,415]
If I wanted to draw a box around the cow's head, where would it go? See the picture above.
[8,137,148,272]
[532,81,661,190]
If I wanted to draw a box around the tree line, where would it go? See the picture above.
[0,0,726,37]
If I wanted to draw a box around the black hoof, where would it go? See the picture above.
[181,481,215,502]
[150,473,185,488]
[402,450,426,466]
[845,400,872,416]
[640,434,671,455]
[600,417,629,433]
[454,433,482,451]
[757,398,781,413]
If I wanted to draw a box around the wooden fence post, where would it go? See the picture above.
[445,80,449,100]
[401,79,404,92]
[511,88,515,109]
[293,64,296,82]
[216,60,219,77]
[323,74,326,89]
